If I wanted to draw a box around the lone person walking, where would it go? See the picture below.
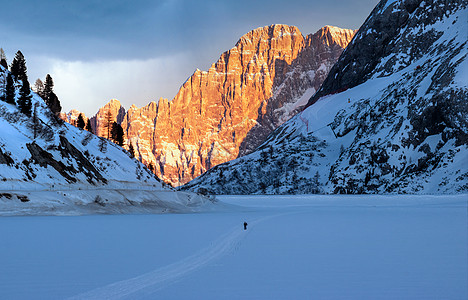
[244,221,248,230]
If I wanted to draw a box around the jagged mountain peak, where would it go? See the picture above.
[312,26,357,48]
[236,24,302,46]
[97,99,125,116]
[89,98,126,137]
[107,98,123,107]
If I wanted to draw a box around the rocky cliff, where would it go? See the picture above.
[90,99,126,139]
[74,25,355,186]
[59,109,89,127]
[183,0,468,194]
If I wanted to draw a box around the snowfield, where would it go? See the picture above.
[0,183,216,216]
[1,194,466,299]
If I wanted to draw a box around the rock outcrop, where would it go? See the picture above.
[68,25,355,186]
[59,109,89,127]
[90,99,126,139]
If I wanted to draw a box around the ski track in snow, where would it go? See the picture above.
[68,213,286,300]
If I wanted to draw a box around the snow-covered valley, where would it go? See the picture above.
[1,195,466,299]
[0,0,467,298]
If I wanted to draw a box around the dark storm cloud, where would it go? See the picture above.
[1,0,378,61]
[1,0,169,59]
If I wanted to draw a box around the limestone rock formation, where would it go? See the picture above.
[90,99,126,139]
[59,109,89,127]
[67,25,355,186]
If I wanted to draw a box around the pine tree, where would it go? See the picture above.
[85,119,93,132]
[42,74,53,99]
[102,110,114,139]
[0,48,7,70]
[8,50,32,115]
[34,78,44,97]
[148,162,155,173]
[2,73,15,104]
[76,113,86,129]
[42,74,61,115]
[111,122,125,146]
[18,80,32,116]
[128,143,135,158]
[10,51,27,81]
[46,92,62,115]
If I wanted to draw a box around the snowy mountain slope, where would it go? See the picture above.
[182,0,468,195]
[0,66,213,215]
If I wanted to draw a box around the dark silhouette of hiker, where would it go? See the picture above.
[244,222,248,230]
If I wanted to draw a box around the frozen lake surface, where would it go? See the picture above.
[1,194,467,299]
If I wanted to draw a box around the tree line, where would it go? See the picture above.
[74,109,125,147]
[0,48,61,118]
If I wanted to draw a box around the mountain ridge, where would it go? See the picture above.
[182,0,468,195]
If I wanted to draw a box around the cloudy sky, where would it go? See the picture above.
[1,0,379,116]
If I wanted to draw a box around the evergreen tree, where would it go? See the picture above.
[42,74,53,99]
[46,91,62,115]
[102,110,114,139]
[128,143,135,158]
[3,73,15,104]
[76,113,86,129]
[9,50,32,115]
[18,80,32,116]
[10,51,27,81]
[0,48,7,69]
[85,119,93,132]
[111,122,125,146]
[148,162,155,173]
[42,74,61,115]
[34,78,44,97]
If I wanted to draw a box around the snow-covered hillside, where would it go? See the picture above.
[0,65,213,215]
[183,0,468,195]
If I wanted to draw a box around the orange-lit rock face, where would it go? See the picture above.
[148,25,306,185]
[60,109,90,128]
[90,99,126,139]
[68,25,355,186]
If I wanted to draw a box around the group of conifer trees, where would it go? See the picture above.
[99,110,125,146]
[0,48,62,118]
[34,74,61,116]
[73,110,124,147]
[0,49,32,115]
[75,113,93,133]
